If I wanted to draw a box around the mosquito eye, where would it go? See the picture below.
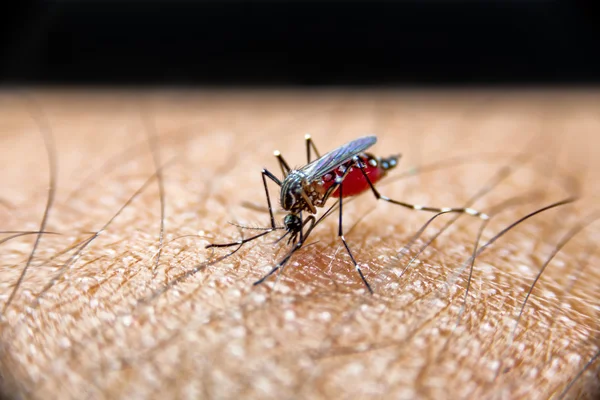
[282,193,294,210]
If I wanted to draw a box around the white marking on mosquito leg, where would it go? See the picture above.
[441,207,452,212]
[413,204,423,210]
[273,150,281,157]
[305,134,311,140]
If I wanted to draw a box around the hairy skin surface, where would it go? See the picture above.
[0,89,598,399]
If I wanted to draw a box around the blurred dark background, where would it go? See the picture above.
[2,0,599,86]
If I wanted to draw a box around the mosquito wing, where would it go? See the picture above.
[301,136,377,182]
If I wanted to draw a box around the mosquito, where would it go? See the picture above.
[207,135,489,294]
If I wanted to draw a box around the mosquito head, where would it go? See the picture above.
[283,213,303,236]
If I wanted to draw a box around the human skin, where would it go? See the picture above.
[0,89,598,399]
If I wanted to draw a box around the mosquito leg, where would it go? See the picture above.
[254,238,301,286]
[255,215,317,287]
[336,180,374,294]
[298,211,305,243]
[305,134,321,163]
[207,229,276,249]
[206,168,281,249]
[354,156,489,220]
[254,266,280,286]
[273,150,291,177]
[260,169,281,229]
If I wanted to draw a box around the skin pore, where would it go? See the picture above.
[0,89,598,399]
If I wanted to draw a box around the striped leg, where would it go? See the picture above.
[353,156,489,220]
[337,179,374,294]
[273,150,291,177]
[305,134,321,163]
[206,168,282,249]
[253,215,316,287]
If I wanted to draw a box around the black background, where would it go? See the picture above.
[2,1,600,86]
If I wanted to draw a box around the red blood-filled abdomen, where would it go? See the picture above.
[320,156,385,198]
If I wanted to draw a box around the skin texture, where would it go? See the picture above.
[0,89,598,399]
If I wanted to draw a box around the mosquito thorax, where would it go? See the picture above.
[280,170,309,212]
